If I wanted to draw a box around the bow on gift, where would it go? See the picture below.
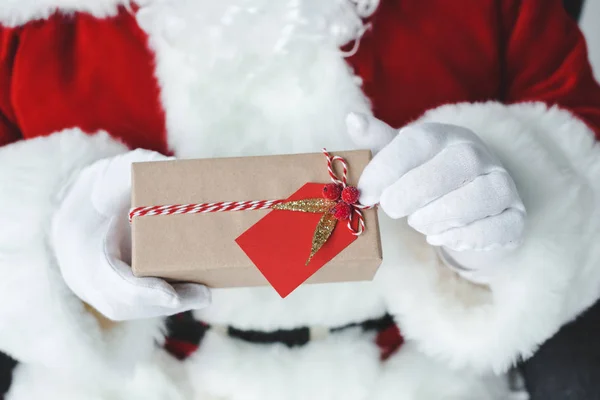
[129,149,372,265]
[271,149,371,264]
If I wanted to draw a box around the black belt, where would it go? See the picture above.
[166,312,395,349]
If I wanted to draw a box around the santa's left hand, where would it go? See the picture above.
[346,113,526,270]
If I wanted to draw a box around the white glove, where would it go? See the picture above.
[52,149,211,321]
[347,113,526,282]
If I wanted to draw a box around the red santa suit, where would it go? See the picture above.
[1,0,600,399]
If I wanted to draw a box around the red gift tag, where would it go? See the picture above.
[235,183,357,298]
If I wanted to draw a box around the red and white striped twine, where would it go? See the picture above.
[129,149,372,236]
[129,199,285,221]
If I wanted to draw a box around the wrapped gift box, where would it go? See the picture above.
[130,150,382,297]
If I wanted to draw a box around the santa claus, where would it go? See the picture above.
[1,0,600,398]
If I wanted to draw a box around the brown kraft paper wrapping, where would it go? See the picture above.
[131,150,382,288]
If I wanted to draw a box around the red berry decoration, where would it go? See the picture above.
[322,183,342,201]
[341,186,360,204]
[331,202,352,220]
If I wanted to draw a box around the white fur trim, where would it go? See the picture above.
[177,329,510,400]
[377,101,600,373]
[0,129,163,383]
[7,351,192,400]
[0,0,131,27]
[186,329,381,400]
[373,343,515,400]
[8,330,514,399]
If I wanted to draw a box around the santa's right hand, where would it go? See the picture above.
[51,149,211,321]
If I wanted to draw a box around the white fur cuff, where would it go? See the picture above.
[376,101,600,373]
[0,129,161,379]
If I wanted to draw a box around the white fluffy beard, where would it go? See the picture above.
[136,0,374,159]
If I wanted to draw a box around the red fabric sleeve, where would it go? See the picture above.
[0,27,22,146]
[501,0,600,137]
